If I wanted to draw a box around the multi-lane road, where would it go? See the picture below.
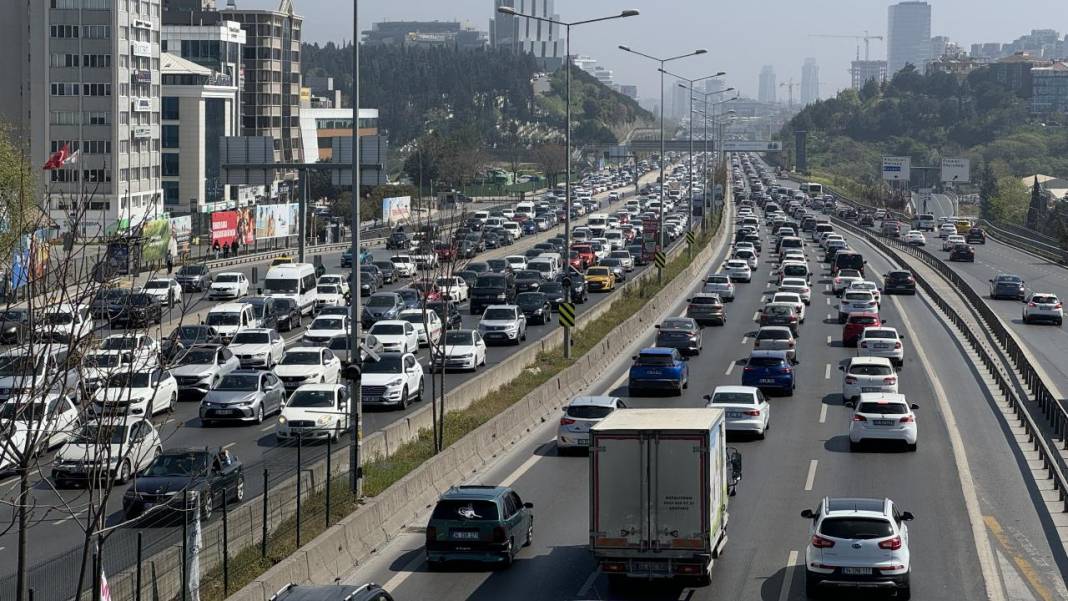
[0,167,675,578]
[336,178,1067,600]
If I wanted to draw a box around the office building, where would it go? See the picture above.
[672,79,690,120]
[1031,62,1068,114]
[161,52,238,215]
[992,52,1051,98]
[930,35,950,60]
[491,0,563,70]
[161,19,245,142]
[758,66,777,104]
[704,78,726,95]
[221,0,304,166]
[619,85,638,100]
[851,60,887,89]
[800,58,819,105]
[887,1,932,75]
[363,21,487,50]
[0,0,163,237]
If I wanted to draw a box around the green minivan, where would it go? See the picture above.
[425,485,534,568]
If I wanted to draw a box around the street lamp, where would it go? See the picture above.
[500,6,638,359]
[664,71,726,248]
[696,92,737,216]
[618,45,707,284]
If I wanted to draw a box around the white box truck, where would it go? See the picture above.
[589,408,742,585]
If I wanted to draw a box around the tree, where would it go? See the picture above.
[988,174,1029,224]
[402,133,445,192]
[978,163,997,220]
[1026,176,1046,230]
[532,143,566,189]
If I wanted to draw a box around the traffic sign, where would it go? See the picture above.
[686,231,696,245]
[654,251,667,269]
[559,303,576,328]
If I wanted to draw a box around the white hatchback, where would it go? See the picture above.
[857,327,905,367]
[779,277,812,304]
[840,357,898,403]
[724,260,752,283]
[848,393,918,451]
[556,395,625,451]
[704,385,770,438]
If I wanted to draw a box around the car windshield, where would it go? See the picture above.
[174,326,211,341]
[690,296,720,305]
[661,319,694,331]
[101,337,138,350]
[371,324,404,335]
[820,517,894,540]
[610,251,630,259]
[783,265,806,275]
[444,331,474,345]
[997,275,1022,284]
[232,332,269,345]
[588,268,609,276]
[838,270,861,279]
[636,353,675,366]
[0,310,27,321]
[281,351,321,366]
[541,283,564,294]
[766,306,793,316]
[845,293,872,301]
[86,353,126,368]
[179,265,206,276]
[263,277,297,293]
[216,275,241,283]
[107,372,152,388]
[142,452,210,477]
[566,404,614,419]
[711,392,758,405]
[517,293,545,305]
[373,262,393,271]
[42,312,73,325]
[368,295,398,307]
[748,357,785,368]
[850,316,879,326]
[206,313,239,326]
[317,285,340,294]
[215,374,259,391]
[849,364,893,376]
[483,309,515,321]
[74,424,128,444]
[707,276,729,284]
[1032,295,1058,304]
[362,355,403,373]
[180,348,218,365]
[286,389,336,408]
[431,499,500,521]
[145,280,172,290]
[312,318,345,331]
[0,402,47,421]
[858,402,909,415]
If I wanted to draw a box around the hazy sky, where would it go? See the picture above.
[240,0,1063,100]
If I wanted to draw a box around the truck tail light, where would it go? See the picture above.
[878,536,903,550]
[811,535,835,548]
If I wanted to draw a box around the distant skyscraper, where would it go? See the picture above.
[758,66,777,103]
[671,78,689,120]
[704,78,726,95]
[887,1,932,75]
[491,0,563,69]
[800,58,819,105]
[851,60,888,89]
[930,35,950,60]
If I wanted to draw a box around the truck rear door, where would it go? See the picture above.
[652,434,709,552]
[591,435,644,549]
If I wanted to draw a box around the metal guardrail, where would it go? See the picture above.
[830,215,1068,515]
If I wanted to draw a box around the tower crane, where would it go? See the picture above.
[779,78,798,107]
[809,30,885,61]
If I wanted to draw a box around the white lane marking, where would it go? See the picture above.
[576,569,600,597]
[778,550,800,601]
[260,423,275,432]
[826,313,832,321]
[765,282,772,289]
[499,451,544,488]
[891,294,1006,601]
[819,403,828,424]
[825,297,831,306]
[725,361,736,376]
[741,336,749,345]
[752,311,760,322]
[824,283,830,291]
[826,335,832,345]
[381,548,426,593]
[824,363,831,379]
[223,442,236,450]
[804,460,818,491]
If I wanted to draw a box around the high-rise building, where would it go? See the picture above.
[800,58,819,105]
[619,85,638,100]
[704,78,726,95]
[0,0,164,236]
[887,1,932,75]
[490,0,563,69]
[1031,62,1068,114]
[851,60,888,89]
[930,35,950,60]
[671,79,690,120]
[758,66,777,104]
[221,0,304,166]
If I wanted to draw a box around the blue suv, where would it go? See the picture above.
[741,350,795,396]
[628,347,689,396]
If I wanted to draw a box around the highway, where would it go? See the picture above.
[0,166,671,577]
[334,176,1068,600]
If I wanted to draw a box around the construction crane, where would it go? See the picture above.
[779,78,798,107]
[809,30,885,61]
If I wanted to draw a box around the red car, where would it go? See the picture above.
[434,242,456,262]
[571,244,596,268]
[409,279,443,302]
[567,250,584,270]
[843,311,882,347]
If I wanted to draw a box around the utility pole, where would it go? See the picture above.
[348,0,363,497]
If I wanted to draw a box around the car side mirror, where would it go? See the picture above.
[901,511,914,521]
[523,502,534,509]
[631,355,637,360]
[911,403,919,410]
[800,508,814,519]
[989,279,993,283]
[703,394,712,401]
[837,365,844,371]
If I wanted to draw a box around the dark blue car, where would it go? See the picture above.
[741,350,795,396]
[522,220,537,235]
[628,347,688,396]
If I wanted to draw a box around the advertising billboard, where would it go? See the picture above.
[382,196,412,223]
[941,158,971,183]
[9,229,50,290]
[255,203,298,239]
[882,156,911,181]
[169,215,192,254]
[212,209,255,248]
[139,218,172,264]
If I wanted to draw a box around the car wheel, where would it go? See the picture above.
[117,459,132,484]
[756,428,766,441]
[255,404,264,424]
[169,392,177,414]
[202,492,214,521]
[416,380,424,402]
[524,518,534,547]
[805,571,824,599]
[849,440,860,452]
[907,442,917,452]
[897,574,911,600]
[399,386,409,410]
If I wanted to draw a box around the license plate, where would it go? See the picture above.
[727,411,743,418]
[451,531,479,540]
[216,409,234,415]
[635,561,669,572]
[861,387,881,392]
[644,370,662,375]
[760,378,777,384]
[842,567,872,575]
[873,419,895,426]
[579,439,590,446]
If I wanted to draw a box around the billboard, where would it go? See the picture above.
[169,215,192,255]
[210,210,254,248]
[382,196,412,223]
[882,156,911,181]
[256,203,296,239]
[9,229,50,290]
[139,219,172,264]
[941,158,970,183]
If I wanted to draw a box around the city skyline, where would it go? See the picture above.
[240,0,1066,100]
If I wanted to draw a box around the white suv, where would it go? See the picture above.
[802,497,913,598]
[840,356,898,403]
[1022,292,1063,326]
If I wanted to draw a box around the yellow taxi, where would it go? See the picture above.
[954,219,972,235]
[271,256,294,267]
[585,266,616,292]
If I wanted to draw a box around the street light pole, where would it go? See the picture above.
[349,0,363,497]
[697,89,734,218]
[501,7,638,359]
[619,45,708,284]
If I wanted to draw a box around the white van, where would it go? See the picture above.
[205,303,256,343]
[588,213,609,229]
[604,229,624,250]
[263,263,318,316]
[515,201,535,218]
[473,210,490,223]
[533,253,562,278]
[502,221,522,239]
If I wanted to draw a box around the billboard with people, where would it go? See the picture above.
[169,215,192,255]
[382,196,412,224]
[255,203,299,239]
[211,208,255,252]
[9,229,50,290]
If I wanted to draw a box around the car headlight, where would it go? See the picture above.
[255,351,268,358]
[387,378,404,387]
[316,415,332,426]
[278,416,287,424]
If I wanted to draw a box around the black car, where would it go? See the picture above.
[966,228,986,244]
[0,309,30,344]
[237,296,280,331]
[655,317,702,355]
[626,244,647,266]
[396,287,421,310]
[467,262,491,274]
[425,300,463,330]
[486,258,510,273]
[272,297,303,331]
[386,231,411,250]
[483,231,501,249]
[989,273,1025,300]
[114,293,162,327]
[562,267,590,303]
[163,324,223,361]
[455,270,479,290]
[539,282,566,310]
[361,264,384,289]
[175,264,211,292]
[90,288,131,320]
[456,240,478,260]
[362,292,404,328]
[470,273,516,314]
[269,584,393,601]
[122,448,244,521]
[372,261,398,284]
[517,292,552,325]
[949,243,975,262]
[514,270,545,293]
[883,270,916,295]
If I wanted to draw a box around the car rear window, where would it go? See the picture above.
[637,354,675,366]
[757,329,791,340]
[1032,295,1058,304]
[711,392,757,405]
[849,316,879,326]
[845,292,872,301]
[849,364,893,376]
[689,296,720,305]
[747,356,785,368]
[820,517,894,540]
[566,405,615,419]
[431,499,500,521]
[858,402,909,414]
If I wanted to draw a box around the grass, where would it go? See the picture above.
[195,212,723,601]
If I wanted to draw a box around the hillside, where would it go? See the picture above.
[302,42,652,148]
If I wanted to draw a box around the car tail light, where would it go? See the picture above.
[895,342,902,349]
[860,341,868,348]
[744,409,761,416]
[788,340,795,347]
[883,377,897,385]
[492,526,508,543]
[878,536,903,550]
[426,526,438,541]
[811,535,835,548]
[783,367,793,374]
[1028,302,1037,308]
[560,417,575,426]
[743,367,754,372]
[899,415,915,423]
[789,316,798,323]
[853,414,867,422]
[845,376,857,384]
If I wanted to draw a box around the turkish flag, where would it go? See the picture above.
[42,144,69,170]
